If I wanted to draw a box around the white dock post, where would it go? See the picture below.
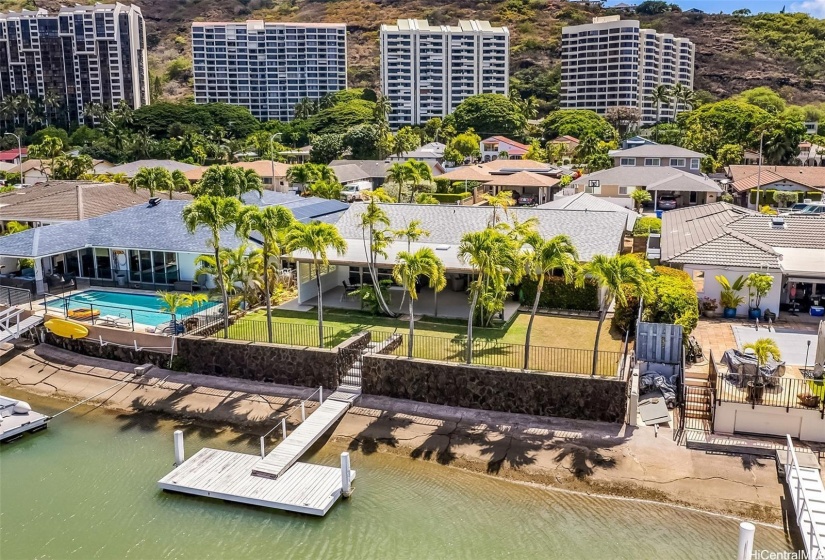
[319,386,323,404]
[341,452,352,498]
[260,436,265,458]
[174,430,185,466]
[301,402,306,422]
[281,418,287,439]
[736,522,755,560]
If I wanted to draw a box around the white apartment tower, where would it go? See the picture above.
[192,21,347,121]
[380,19,509,128]
[560,16,694,126]
[0,3,149,126]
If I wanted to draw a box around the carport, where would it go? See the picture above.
[484,171,560,206]
[646,173,722,211]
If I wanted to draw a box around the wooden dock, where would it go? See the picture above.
[158,390,358,516]
[158,448,355,516]
[0,396,49,442]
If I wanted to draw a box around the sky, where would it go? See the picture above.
[604,0,825,16]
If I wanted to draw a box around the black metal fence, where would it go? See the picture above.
[380,332,623,377]
[0,285,33,309]
[217,318,337,348]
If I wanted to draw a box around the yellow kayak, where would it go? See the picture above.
[44,318,89,339]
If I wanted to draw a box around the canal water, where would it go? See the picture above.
[1,390,794,560]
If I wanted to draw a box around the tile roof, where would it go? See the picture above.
[332,203,626,262]
[0,181,191,222]
[728,169,788,193]
[329,160,392,182]
[608,144,706,159]
[483,136,531,152]
[727,165,825,191]
[0,147,26,161]
[537,192,639,229]
[479,159,552,172]
[437,165,493,182]
[485,170,559,188]
[183,161,292,182]
[548,135,580,144]
[727,215,825,249]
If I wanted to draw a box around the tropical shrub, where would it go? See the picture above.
[430,192,472,204]
[518,275,600,311]
[632,217,662,238]
[643,266,699,336]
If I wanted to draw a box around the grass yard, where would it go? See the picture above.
[224,308,626,376]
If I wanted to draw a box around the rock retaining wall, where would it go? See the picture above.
[42,331,170,368]
[362,354,627,422]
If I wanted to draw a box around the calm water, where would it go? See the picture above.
[0,390,794,560]
[45,290,218,327]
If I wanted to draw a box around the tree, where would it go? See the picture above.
[583,254,649,376]
[716,144,744,167]
[738,87,786,115]
[28,135,64,182]
[309,133,345,164]
[648,85,673,128]
[523,233,580,369]
[762,115,807,165]
[391,127,421,159]
[524,140,547,163]
[405,159,433,202]
[773,191,799,208]
[630,188,652,211]
[294,98,319,120]
[732,8,751,16]
[170,169,190,198]
[452,93,527,137]
[236,205,296,343]
[307,99,375,135]
[182,196,242,338]
[357,189,397,317]
[392,248,446,357]
[483,191,516,227]
[285,222,347,348]
[636,0,670,14]
[4,221,30,235]
[343,124,380,160]
[305,179,343,200]
[587,152,614,171]
[130,166,174,197]
[604,106,640,137]
[742,338,781,366]
[52,154,94,180]
[157,291,209,328]
[387,162,414,203]
[679,100,772,149]
[191,165,263,199]
[448,130,482,162]
[542,110,617,142]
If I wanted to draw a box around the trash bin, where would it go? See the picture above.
[655,210,663,219]
[116,273,127,287]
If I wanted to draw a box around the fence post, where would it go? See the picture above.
[301,402,306,422]
[281,418,287,439]
[131,309,135,332]
[260,436,265,458]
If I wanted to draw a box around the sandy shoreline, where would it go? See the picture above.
[0,344,791,526]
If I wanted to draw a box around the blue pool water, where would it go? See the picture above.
[46,290,217,327]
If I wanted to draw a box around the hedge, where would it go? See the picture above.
[519,275,600,311]
[748,190,822,205]
[632,217,662,237]
[431,192,472,204]
[611,265,698,337]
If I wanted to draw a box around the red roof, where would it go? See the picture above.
[483,136,531,152]
[0,147,27,162]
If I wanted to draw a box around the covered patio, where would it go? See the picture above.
[484,171,560,205]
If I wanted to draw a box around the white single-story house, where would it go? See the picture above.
[660,203,825,318]
[388,142,446,165]
[290,203,628,319]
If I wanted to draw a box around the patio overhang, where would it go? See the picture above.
[291,241,475,274]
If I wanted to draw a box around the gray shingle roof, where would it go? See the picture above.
[333,203,625,262]
[608,144,706,159]
[537,192,639,230]
[573,167,720,192]
[104,160,203,178]
[727,215,825,250]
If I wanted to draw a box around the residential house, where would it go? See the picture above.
[0,193,347,294]
[388,142,446,166]
[0,181,190,229]
[797,142,824,167]
[547,136,579,160]
[537,192,639,230]
[104,160,205,179]
[726,165,825,209]
[480,136,530,161]
[571,167,722,209]
[184,161,293,192]
[329,161,392,189]
[608,144,706,174]
[621,135,657,149]
[290,203,627,319]
[660,203,825,319]
[0,147,27,165]
[279,146,312,164]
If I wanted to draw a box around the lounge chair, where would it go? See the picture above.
[341,280,361,301]
[145,320,184,335]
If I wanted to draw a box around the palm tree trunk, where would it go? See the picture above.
[466,273,481,364]
[524,274,544,370]
[364,224,395,317]
[263,245,273,344]
[591,308,605,377]
[215,245,229,339]
[396,181,403,203]
[315,261,324,348]
[408,295,414,358]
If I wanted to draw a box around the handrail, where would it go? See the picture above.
[258,386,324,458]
[784,434,824,559]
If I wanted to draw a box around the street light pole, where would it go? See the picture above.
[3,132,22,186]
[269,133,282,192]
[755,131,764,210]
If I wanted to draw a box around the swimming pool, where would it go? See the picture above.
[45,290,218,328]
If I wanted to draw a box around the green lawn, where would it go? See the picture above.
[225,308,626,376]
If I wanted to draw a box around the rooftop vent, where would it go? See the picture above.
[148,197,161,208]
[771,216,785,228]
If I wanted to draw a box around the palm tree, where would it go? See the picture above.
[157,291,209,328]
[170,169,190,199]
[28,135,64,183]
[405,159,433,202]
[394,219,430,252]
[43,91,61,127]
[573,135,601,162]
[393,248,446,357]
[222,244,263,308]
[182,195,242,338]
[743,338,781,366]
[522,234,581,369]
[359,189,396,317]
[130,166,174,197]
[285,222,347,348]
[373,94,392,125]
[648,84,672,127]
[671,83,689,122]
[192,165,263,200]
[304,179,342,200]
[236,205,295,343]
[387,161,413,203]
[482,191,515,227]
[583,254,649,376]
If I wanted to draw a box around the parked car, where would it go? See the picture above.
[784,202,825,215]
[339,181,372,203]
[658,195,677,210]
[12,183,31,189]
[517,194,538,206]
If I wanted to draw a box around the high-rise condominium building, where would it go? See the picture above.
[380,19,509,128]
[192,21,347,121]
[0,3,149,125]
[560,16,694,126]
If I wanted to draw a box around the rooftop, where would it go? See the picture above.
[485,171,559,189]
[727,165,825,192]
[608,144,706,159]
[104,160,205,179]
[573,167,721,192]
[381,19,508,34]
[537,192,639,230]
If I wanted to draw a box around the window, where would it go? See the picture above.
[692,270,705,292]
[618,186,630,195]
[690,158,700,170]
[644,158,660,166]
[670,158,686,167]
[620,157,636,166]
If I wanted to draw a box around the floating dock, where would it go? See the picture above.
[0,396,49,442]
[158,390,358,516]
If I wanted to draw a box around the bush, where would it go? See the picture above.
[643,266,699,336]
[611,284,640,335]
[749,190,821,205]
[632,217,662,237]
[519,275,600,311]
[430,192,472,204]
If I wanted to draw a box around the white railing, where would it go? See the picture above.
[258,386,324,458]
[785,435,824,560]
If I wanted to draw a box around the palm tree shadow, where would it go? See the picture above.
[410,424,458,465]
[547,438,619,479]
[347,412,413,455]
[115,385,199,432]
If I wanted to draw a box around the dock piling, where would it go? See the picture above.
[260,436,265,458]
[301,402,306,422]
[736,522,755,560]
[341,452,352,498]
[174,430,185,466]
[281,418,287,439]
